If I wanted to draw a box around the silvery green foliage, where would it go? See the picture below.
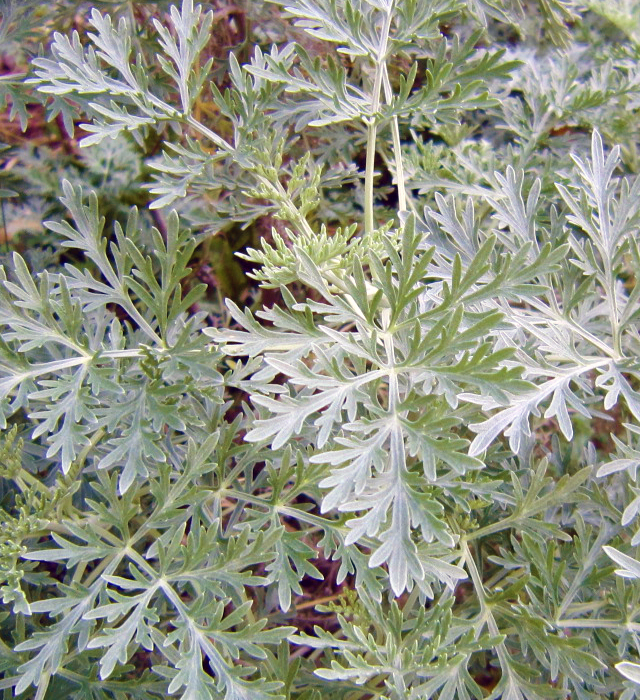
[1,0,640,699]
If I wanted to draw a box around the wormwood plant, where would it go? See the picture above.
[2,0,640,698]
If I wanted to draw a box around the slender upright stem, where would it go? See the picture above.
[463,541,516,683]
[605,264,622,357]
[382,66,406,212]
[364,119,379,235]
[364,4,394,234]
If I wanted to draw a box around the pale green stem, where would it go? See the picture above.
[125,545,162,580]
[278,505,347,533]
[82,551,121,587]
[605,264,622,357]
[324,269,358,296]
[555,554,599,622]
[555,618,640,631]
[221,489,349,534]
[4,350,145,392]
[119,300,162,345]
[382,65,406,212]
[562,600,608,616]
[524,296,621,360]
[10,468,50,496]
[188,81,321,246]
[364,4,394,234]
[466,465,593,542]
[592,168,622,355]
[271,178,316,237]
[34,671,50,700]
[186,114,234,154]
[464,513,522,542]
[365,119,379,235]
[463,541,516,680]
[71,561,87,585]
